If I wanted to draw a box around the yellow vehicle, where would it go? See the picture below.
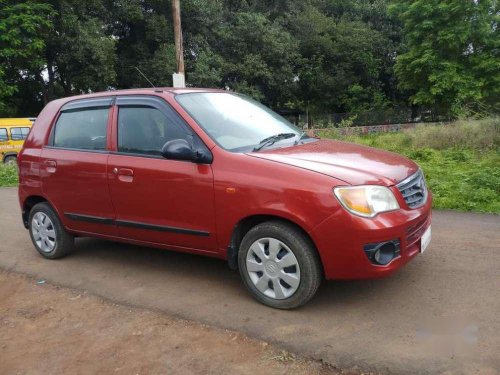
[0,118,34,163]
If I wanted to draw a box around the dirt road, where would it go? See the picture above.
[1,187,499,374]
[0,271,339,375]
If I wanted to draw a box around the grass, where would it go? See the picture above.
[0,162,18,187]
[319,118,500,214]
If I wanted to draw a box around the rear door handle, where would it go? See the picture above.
[45,160,57,173]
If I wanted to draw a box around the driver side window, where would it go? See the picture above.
[118,106,189,156]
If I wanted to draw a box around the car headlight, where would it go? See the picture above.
[333,185,399,218]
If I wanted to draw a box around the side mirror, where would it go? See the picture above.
[161,139,194,161]
[161,139,213,164]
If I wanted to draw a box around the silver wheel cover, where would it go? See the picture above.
[31,212,56,253]
[245,237,301,300]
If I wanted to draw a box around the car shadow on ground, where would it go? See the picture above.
[71,236,415,312]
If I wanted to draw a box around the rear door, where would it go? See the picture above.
[40,97,118,236]
[107,95,217,252]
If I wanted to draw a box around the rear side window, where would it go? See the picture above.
[53,108,109,150]
[0,128,7,141]
[118,106,188,156]
[10,127,30,140]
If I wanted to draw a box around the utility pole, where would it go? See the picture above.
[172,0,185,88]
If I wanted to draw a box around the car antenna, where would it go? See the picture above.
[134,66,156,88]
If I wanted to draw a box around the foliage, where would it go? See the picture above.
[215,12,301,107]
[0,0,407,116]
[0,0,498,119]
[110,0,176,88]
[47,3,117,94]
[337,115,358,128]
[291,2,400,114]
[319,119,500,213]
[389,0,500,115]
[0,162,18,187]
[327,118,500,151]
[0,1,55,114]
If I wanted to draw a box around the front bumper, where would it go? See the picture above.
[310,189,432,280]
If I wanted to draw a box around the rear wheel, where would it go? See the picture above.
[4,155,16,165]
[28,202,74,259]
[238,221,322,309]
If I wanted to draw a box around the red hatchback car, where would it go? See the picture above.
[18,88,432,309]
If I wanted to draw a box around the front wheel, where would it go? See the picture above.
[238,221,322,309]
[28,202,74,259]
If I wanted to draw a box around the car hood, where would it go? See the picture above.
[248,139,419,186]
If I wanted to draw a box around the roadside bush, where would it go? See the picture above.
[0,163,18,187]
[318,118,499,152]
[411,118,499,151]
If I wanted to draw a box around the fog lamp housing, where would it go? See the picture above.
[364,239,400,266]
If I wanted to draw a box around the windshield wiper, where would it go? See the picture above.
[253,133,297,151]
[294,131,308,145]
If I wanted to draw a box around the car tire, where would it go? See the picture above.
[28,202,74,259]
[4,155,17,165]
[238,221,322,309]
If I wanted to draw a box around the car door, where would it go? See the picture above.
[40,97,118,236]
[107,95,217,252]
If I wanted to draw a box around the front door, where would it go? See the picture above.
[40,97,118,236]
[107,96,217,252]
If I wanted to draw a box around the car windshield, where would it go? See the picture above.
[176,92,305,152]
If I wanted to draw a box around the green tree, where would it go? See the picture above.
[390,0,500,115]
[44,0,117,96]
[2,0,409,117]
[110,0,176,88]
[290,3,394,114]
[216,12,301,107]
[0,1,54,115]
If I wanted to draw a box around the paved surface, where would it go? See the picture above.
[1,187,499,374]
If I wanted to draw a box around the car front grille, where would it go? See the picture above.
[397,170,428,209]
[406,214,431,247]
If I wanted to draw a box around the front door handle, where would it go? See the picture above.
[45,160,57,173]
[113,167,134,182]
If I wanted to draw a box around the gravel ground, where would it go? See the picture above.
[0,271,347,375]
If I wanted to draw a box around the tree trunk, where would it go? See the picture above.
[36,71,49,105]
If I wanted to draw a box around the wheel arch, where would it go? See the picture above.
[22,195,49,228]
[226,214,323,275]
[2,152,18,162]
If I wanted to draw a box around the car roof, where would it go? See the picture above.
[104,87,227,94]
[47,87,229,107]
[160,87,228,94]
